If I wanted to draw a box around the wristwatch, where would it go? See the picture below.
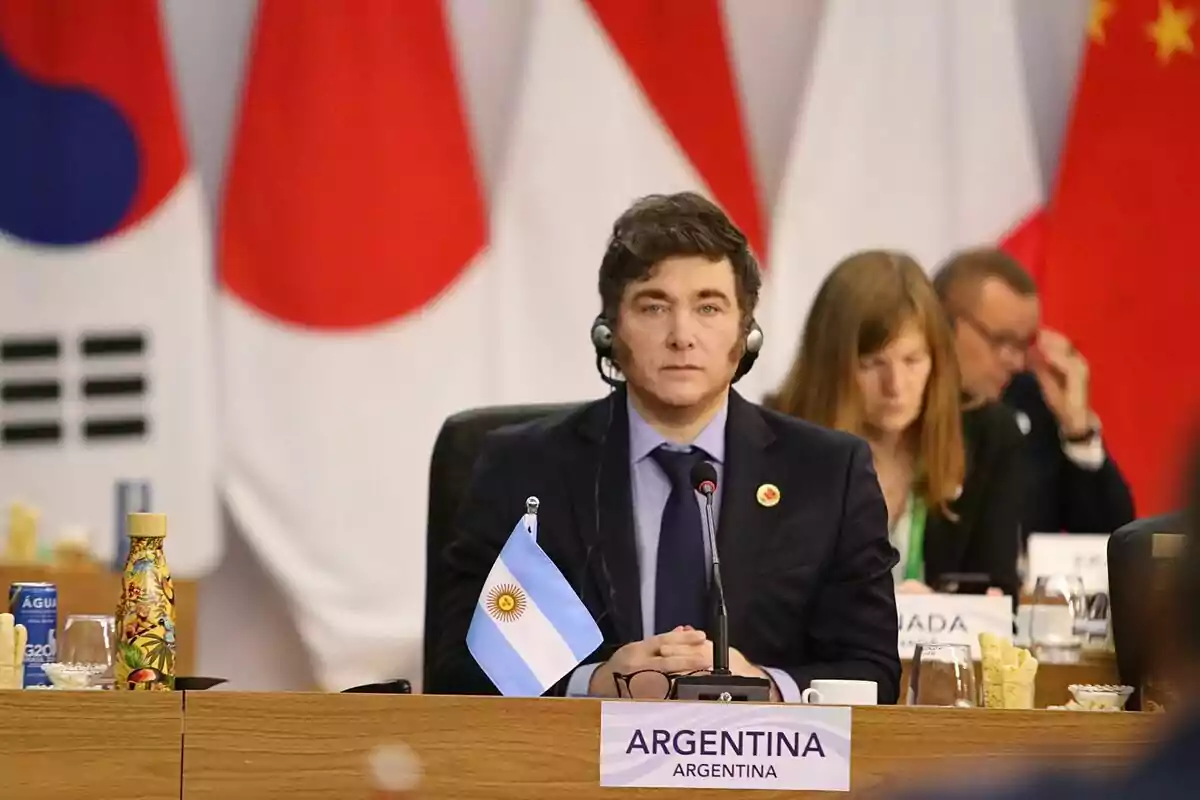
[1061,415,1101,444]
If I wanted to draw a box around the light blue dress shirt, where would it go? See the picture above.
[565,394,800,701]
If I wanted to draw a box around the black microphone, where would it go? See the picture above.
[667,460,771,702]
[690,460,730,675]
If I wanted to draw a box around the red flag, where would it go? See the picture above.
[1041,0,1200,514]
[998,210,1046,283]
[586,0,764,256]
[218,0,487,689]
[220,0,485,329]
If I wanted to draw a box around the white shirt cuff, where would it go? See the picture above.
[1062,413,1105,470]
[1059,411,1106,471]
[763,667,800,702]
[1062,437,1104,470]
[566,662,602,697]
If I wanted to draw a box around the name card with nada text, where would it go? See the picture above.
[599,701,851,792]
[1025,533,1109,593]
[896,593,1013,660]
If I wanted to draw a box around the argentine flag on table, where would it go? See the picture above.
[467,510,602,696]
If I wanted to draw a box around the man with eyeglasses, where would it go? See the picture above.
[933,249,1134,539]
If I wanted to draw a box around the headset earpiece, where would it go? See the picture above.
[744,320,763,355]
[733,319,764,384]
[591,315,621,388]
[590,315,614,360]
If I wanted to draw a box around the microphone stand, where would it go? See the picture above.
[671,488,772,703]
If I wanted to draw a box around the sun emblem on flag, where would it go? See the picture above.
[486,583,527,623]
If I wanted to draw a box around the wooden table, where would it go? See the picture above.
[0,690,1160,799]
[901,651,1119,708]
[0,690,183,800]
[182,693,1163,799]
[1,564,197,675]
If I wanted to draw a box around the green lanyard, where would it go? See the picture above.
[904,495,927,582]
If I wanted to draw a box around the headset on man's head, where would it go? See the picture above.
[589,237,763,388]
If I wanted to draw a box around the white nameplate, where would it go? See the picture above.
[599,701,851,792]
[1025,533,1110,593]
[896,593,1013,660]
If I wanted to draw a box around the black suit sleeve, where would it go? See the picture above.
[780,440,902,703]
[961,411,1024,598]
[427,434,517,696]
[1005,373,1135,533]
[1057,443,1135,533]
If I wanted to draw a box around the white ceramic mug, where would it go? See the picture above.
[800,679,878,706]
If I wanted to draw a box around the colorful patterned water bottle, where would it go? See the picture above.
[114,513,176,691]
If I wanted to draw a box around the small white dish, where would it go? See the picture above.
[1067,684,1134,711]
[40,663,106,691]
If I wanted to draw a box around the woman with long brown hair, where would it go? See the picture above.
[768,250,1022,596]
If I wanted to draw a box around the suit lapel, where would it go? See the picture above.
[715,391,776,629]
[566,390,643,643]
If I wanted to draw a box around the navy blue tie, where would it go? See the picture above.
[650,446,709,634]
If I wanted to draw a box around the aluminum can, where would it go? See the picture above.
[8,581,57,687]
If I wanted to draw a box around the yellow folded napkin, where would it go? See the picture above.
[980,632,1038,709]
[0,612,28,689]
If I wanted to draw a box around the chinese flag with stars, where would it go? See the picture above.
[1040,0,1200,515]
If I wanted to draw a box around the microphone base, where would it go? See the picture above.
[670,674,772,703]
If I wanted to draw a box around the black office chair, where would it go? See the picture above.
[1108,511,1187,710]
[422,403,581,690]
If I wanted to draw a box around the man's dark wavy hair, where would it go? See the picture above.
[597,191,760,326]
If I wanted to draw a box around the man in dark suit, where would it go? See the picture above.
[933,249,1134,537]
[430,192,900,702]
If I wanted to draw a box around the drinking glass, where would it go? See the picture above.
[1029,574,1087,663]
[907,643,977,707]
[60,614,117,688]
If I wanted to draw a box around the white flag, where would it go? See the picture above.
[467,513,602,696]
[0,2,218,577]
[217,0,491,691]
[486,0,766,404]
[760,0,1043,387]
